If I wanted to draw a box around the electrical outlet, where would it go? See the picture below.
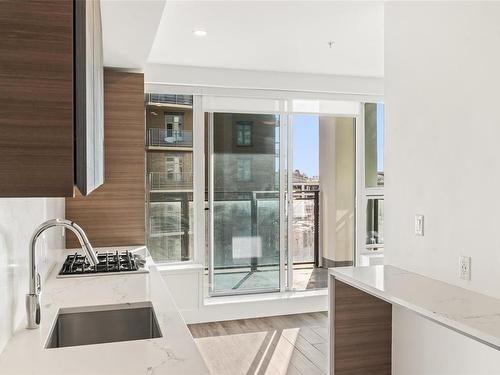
[459,256,471,281]
[415,215,424,236]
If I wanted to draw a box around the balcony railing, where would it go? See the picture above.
[149,172,193,191]
[292,187,319,266]
[147,128,193,148]
[146,93,193,107]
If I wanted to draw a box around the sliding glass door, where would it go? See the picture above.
[204,97,360,297]
[208,112,282,295]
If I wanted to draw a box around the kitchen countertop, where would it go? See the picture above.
[330,265,500,351]
[0,246,210,375]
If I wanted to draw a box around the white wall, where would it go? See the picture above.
[0,198,64,354]
[385,2,500,373]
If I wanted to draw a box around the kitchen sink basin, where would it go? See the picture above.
[46,302,162,349]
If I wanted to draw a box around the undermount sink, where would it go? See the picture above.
[46,302,162,349]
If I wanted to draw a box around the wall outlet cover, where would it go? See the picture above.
[459,256,471,281]
[415,214,424,236]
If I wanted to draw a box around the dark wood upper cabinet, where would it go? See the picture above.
[0,0,104,197]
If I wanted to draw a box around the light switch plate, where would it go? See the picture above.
[415,214,424,236]
[459,256,471,281]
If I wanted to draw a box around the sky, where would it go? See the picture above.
[292,103,385,178]
[293,115,319,177]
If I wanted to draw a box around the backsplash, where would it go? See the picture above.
[0,198,64,353]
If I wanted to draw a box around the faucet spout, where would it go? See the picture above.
[26,219,98,329]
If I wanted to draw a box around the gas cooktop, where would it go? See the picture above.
[57,250,148,278]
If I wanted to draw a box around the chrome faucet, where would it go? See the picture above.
[26,219,99,329]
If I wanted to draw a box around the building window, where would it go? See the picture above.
[236,121,252,146]
[165,113,183,140]
[236,158,252,181]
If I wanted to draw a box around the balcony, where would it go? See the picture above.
[147,128,193,148]
[149,171,193,191]
[145,93,193,107]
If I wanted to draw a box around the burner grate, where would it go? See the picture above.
[59,250,141,275]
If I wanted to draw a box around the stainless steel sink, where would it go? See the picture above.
[46,302,162,349]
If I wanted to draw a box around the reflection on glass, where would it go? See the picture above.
[365,103,384,187]
[148,193,193,263]
[211,113,280,294]
[366,198,384,250]
[146,93,194,263]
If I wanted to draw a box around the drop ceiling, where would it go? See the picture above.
[147,1,384,77]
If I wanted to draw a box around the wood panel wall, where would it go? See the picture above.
[331,279,392,375]
[66,70,145,248]
[0,0,74,197]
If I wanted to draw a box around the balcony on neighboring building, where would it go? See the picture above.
[148,171,193,192]
[147,128,193,149]
[145,93,193,108]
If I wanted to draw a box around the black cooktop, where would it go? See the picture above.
[59,250,143,275]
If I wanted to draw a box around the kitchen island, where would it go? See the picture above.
[329,265,500,374]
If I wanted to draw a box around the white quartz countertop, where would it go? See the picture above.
[330,265,500,351]
[0,247,209,375]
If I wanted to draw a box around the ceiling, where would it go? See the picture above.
[101,0,166,69]
[147,1,384,77]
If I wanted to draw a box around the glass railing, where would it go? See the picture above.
[148,172,193,191]
[147,187,320,267]
[292,189,319,264]
[209,186,319,269]
[149,215,183,235]
[147,128,193,147]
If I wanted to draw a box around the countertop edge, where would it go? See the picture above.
[329,265,500,351]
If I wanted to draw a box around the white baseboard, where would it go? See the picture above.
[182,289,328,324]
[159,264,328,324]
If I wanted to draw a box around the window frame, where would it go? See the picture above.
[145,84,384,277]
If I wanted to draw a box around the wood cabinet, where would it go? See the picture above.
[0,0,74,197]
[0,0,104,197]
[330,278,392,375]
[66,71,145,248]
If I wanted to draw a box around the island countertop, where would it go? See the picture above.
[330,265,500,351]
[0,246,209,375]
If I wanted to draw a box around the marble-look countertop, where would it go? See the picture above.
[330,265,500,350]
[0,246,210,375]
